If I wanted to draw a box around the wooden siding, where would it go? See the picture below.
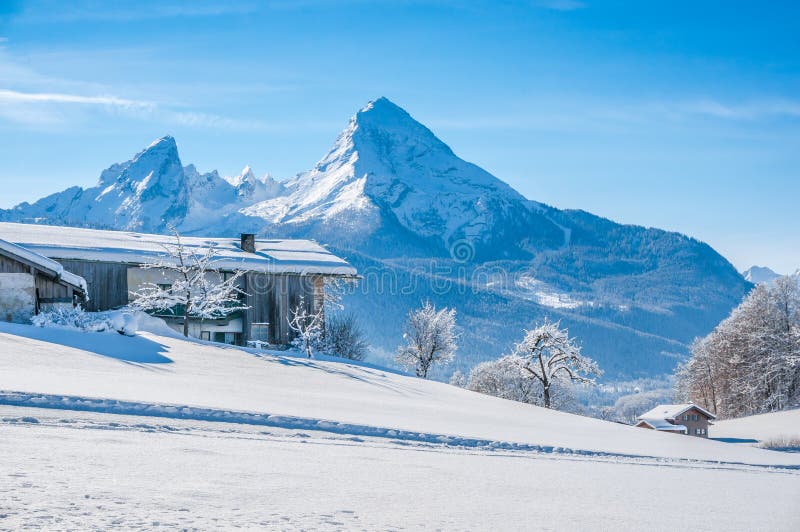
[242,273,320,345]
[34,274,71,302]
[0,254,30,274]
[2,253,77,307]
[56,260,129,312]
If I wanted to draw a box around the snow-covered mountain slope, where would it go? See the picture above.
[1,321,797,466]
[743,265,781,284]
[0,138,274,234]
[1,137,189,233]
[243,97,564,258]
[0,98,753,380]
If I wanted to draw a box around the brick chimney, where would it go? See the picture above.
[240,233,256,253]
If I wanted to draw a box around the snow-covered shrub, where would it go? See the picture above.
[31,306,138,336]
[759,436,800,452]
[323,313,368,361]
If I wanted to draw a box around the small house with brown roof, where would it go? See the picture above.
[636,403,716,438]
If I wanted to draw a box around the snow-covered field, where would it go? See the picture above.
[1,321,799,529]
[713,409,800,446]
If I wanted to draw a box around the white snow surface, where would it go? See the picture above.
[713,409,800,444]
[2,406,799,531]
[0,322,796,467]
[1,323,800,529]
[0,237,87,292]
[0,222,355,276]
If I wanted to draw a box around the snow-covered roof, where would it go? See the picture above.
[636,418,687,432]
[0,223,356,276]
[0,237,87,293]
[638,403,717,422]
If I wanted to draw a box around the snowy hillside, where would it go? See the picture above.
[1,323,799,529]
[0,321,795,466]
[713,409,800,446]
[0,98,753,381]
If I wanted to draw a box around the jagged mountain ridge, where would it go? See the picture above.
[0,97,753,380]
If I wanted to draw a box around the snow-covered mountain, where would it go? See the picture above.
[0,98,753,380]
[242,98,563,259]
[743,265,782,285]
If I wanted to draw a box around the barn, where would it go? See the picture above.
[0,238,87,323]
[0,222,356,346]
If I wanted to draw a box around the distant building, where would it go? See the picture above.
[0,223,356,346]
[0,238,87,323]
[636,403,716,437]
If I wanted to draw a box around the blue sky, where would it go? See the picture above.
[0,0,798,272]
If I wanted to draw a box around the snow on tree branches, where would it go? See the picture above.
[288,294,324,358]
[128,227,248,337]
[461,355,580,412]
[507,318,601,409]
[396,302,458,378]
[677,275,800,418]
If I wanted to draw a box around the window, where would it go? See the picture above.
[682,415,688,421]
[200,331,210,341]
[251,323,269,342]
[212,332,240,345]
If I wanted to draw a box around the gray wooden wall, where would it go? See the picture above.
[57,260,129,312]
[242,273,322,345]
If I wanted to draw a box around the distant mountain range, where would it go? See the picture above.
[0,97,753,381]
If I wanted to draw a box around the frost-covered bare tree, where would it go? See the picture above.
[460,354,579,411]
[129,227,247,337]
[466,355,539,404]
[323,313,368,361]
[677,275,800,418]
[396,301,458,378]
[288,294,324,358]
[508,319,601,409]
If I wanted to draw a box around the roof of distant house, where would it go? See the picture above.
[0,237,88,293]
[638,403,717,422]
[0,223,356,276]
[636,418,688,432]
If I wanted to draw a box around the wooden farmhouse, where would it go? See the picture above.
[636,403,717,438]
[0,237,88,322]
[0,222,356,346]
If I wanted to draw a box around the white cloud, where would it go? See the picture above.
[0,88,270,131]
[0,89,154,109]
[682,99,800,120]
